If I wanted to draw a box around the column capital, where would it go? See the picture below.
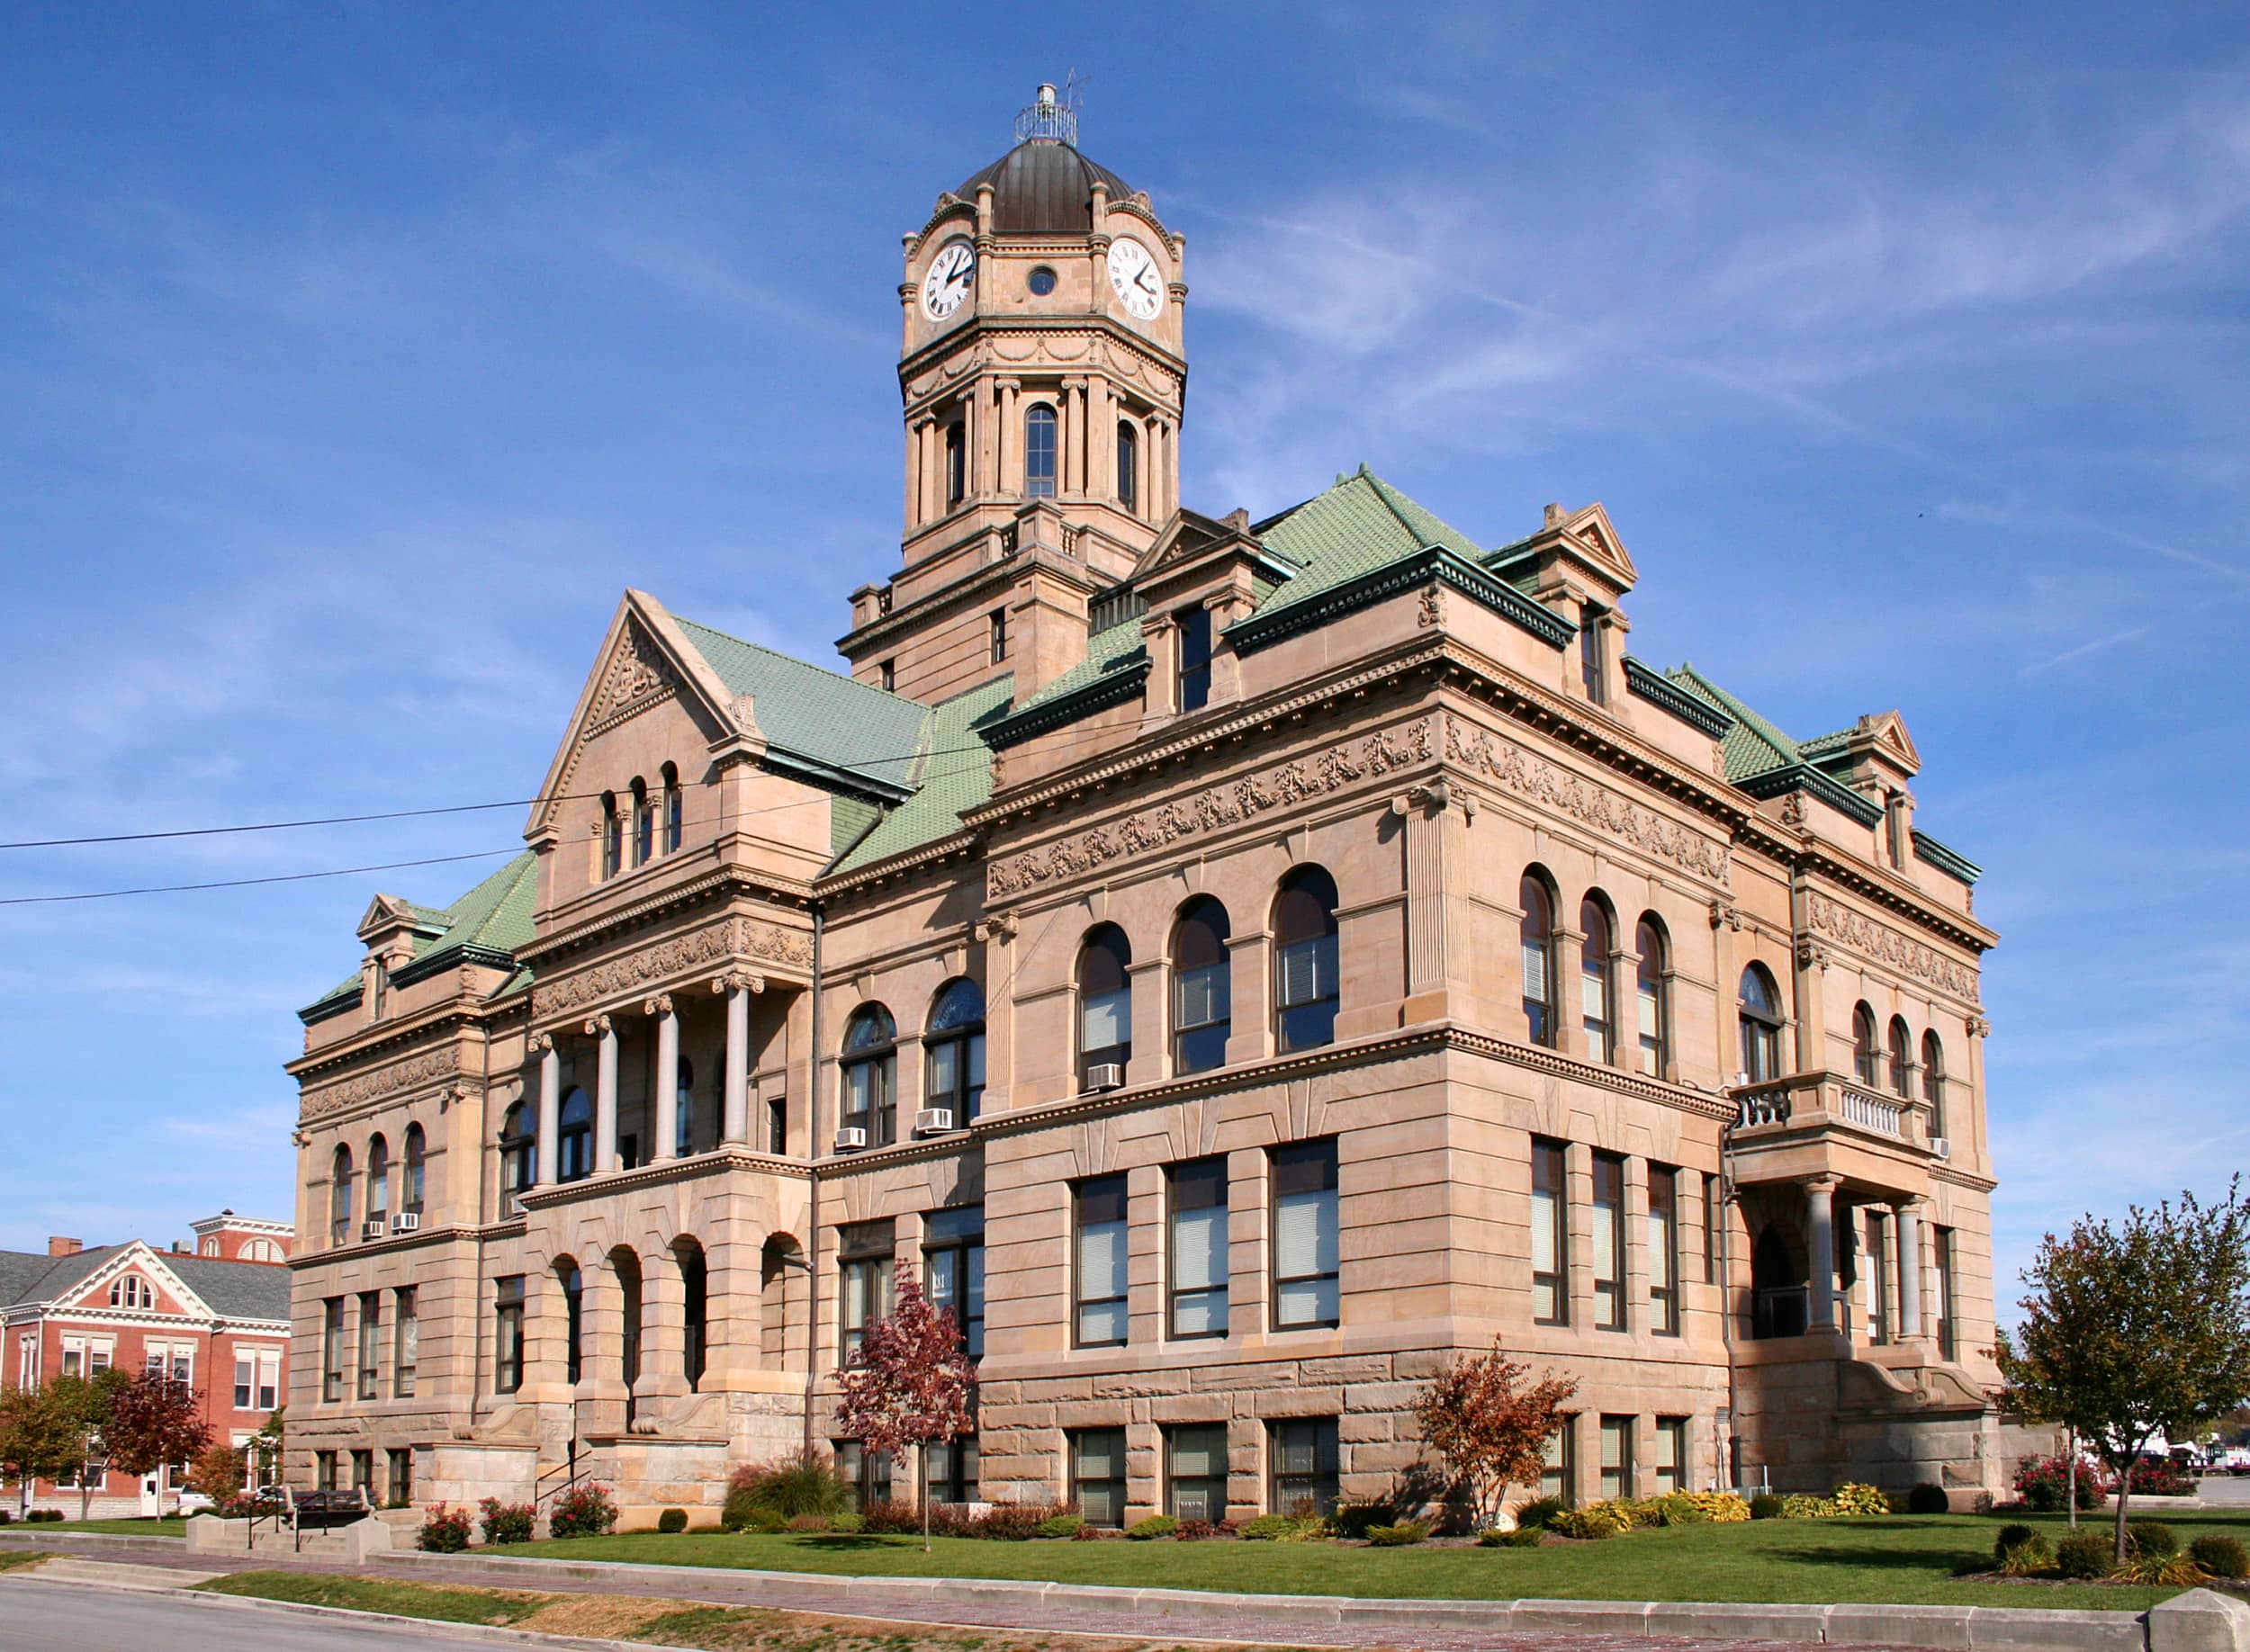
[1804,1173,1842,1195]
[529,1032,554,1055]
[711,970,766,995]
[1893,1194,1929,1215]
[972,913,1019,943]
[583,1014,612,1037]
[644,993,674,1018]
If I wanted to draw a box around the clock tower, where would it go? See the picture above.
[840,85,1186,704]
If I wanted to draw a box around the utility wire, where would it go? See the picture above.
[0,850,525,907]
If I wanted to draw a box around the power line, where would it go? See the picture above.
[0,849,526,907]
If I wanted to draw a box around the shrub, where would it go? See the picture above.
[2054,1531,2114,1579]
[477,1498,536,1545]
[1478,1525,1544,1547]
[1548,1502,1634,1540]
[728,1451,851,1520]
[217,1491,284,1520]
[1176,1519,1220,1541]
[1328,1499,1391,1540]
[1780,1493,1841,1520]
[657,1507,688,1534]
[417,1503,472,1553]
[1072,1522,1113,1540]
[1908,1483,1951,1514]
[969,1502,1073,1541]
[1993,1522,2038,1559]
[1511,1495,1568,1531]
[1365,1519,1428,1546]
[186,1443,246,1503]
[1832,1482,1890,1516]
[1036,1513,1085,1539]
[858,1499,922,1536]
[2128,1458,2195,1497]
[2121,1552,2206,1586]
[2015,1455,2110,1512]
[0,1511,11,1525]
[2191,1534,2248,1579]
[1995,1529,2054,1575]
[546,1482,618,1540]
[2127,1521,2178,1558]
[1649,1495,1710,1527]
[736,1506,784,1533]
[1749,1493,1785,1520]
[786,1513,831,1532]
[1238,1512,1323,1542]
[1127,1514,1178,1540]
[830,1511,865,1533]
[1675,1490,1751,1523]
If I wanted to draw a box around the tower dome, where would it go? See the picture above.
[955,85,1133,234]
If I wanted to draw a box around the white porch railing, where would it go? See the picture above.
[1836,1086,1905,1137]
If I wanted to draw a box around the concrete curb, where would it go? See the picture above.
[0,1528,189,1553]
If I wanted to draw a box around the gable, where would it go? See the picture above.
[62,1245,215,1322]
[1562,502,1639,586]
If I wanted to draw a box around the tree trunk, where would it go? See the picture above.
[2111,1457,2131,1564]
[923,1494,932,1554]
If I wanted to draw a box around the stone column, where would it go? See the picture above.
[715,972,760,1145]
[587,1015,618,1175]
[634,1249,688,1415]
[648,996,680,1162]
[1061,378,1084,494]
[1804,1176,1840,1332]
[1624,1156,1651,1333]
[1567,1141,1597,1327]
[1400,781,1475,1025]
[1896,1199,1925,1341]
[1126,1163,1164,1342]
[996,378,1021,495]
[577,1256,627,1435]
[1088,376,1114,498]
[532,1034,560,1188]
[519,1261,572,1405]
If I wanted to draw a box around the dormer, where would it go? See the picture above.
[1488,502,1640,708]
[1804,711,1924,869]
[1131,507,1294,717]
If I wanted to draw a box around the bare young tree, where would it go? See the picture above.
[1412,1338,1579,1530]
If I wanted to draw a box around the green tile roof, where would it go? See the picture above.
[832,675,1015,873]
[1667,664,1802,783]
[984,619,1148,746]
[674,616,928,796]
[1250,465,1488,618]
[300,851,540,1019]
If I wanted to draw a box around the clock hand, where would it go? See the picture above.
[1135,270,1156,293]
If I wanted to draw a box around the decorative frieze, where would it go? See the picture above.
[1446,718,1732,885]
[986,719,1434,901]
[590,619,677,724]
[1806,892,1981,1002]
[532,918,813,1018]
[300,1045,464,1121]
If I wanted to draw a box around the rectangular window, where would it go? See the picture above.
[494,1276,525,1394]
[316,1450,338,1492]
[1070,1427,1129,1528]
[1075,1176,1130,1346]
[945,420,966,507]
[989,607,1007,664]
[833,1441,891,1510]
[62,1342,85,1380]
[1168,1158,1229,1339]
[1599,1414,1634,1502]
[1166,1423,1229,1522]
[1704,1172,1723,1285]
[1272,1139,1339,1330]
[1177,607,1213,712]
[1868,1210,1891,1344]
[1934,1226,1958,1361]
[356,1292,382,1399]
[1116,422,1138,515]
[1541,1417,1575,1503]
[1172,947,1230,1075]
[388,1448,414,1507]
[1592,1152,1625,1331]
[924,1205,986,1360]
[349,1449,373,1493]
[321,1297,346,1403]
[1532,1138,1568,1324]
[767,1096,788,1156]
[1655,1417,1688,1495]
[88,1342,110,1376]
[258,1348,281,1412]
[839,1223,896,1361]
[394,1287,418,1398]
[234,1353,254,1410]
[1648,1164,1679,1335]
[924,1434,978,1504]
[878,660,895,693]
[1270,1417,1340,1517]
[1580,604,1607,704]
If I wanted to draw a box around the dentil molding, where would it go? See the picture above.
[531,917,812,1018]
[300,1045,465,1122]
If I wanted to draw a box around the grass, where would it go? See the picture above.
[510,1510,2250,1612]
[0,1549,50,1571]
[197,1571,548,1626]
[26,1516,188,1537]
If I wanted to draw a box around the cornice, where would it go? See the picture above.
[816,829,982,902]
[520,867,811,971]
[1912,829,1984,886]
[1931,1163,2000,1195]
[286,1010,480,1083]
[295,1223,474,1263]
[516,1147,813,1210]
[1224,546,1574,657]
[896,313,1186,385]
[1797,850,1996,956]
[841,541,1104,656]
[1623,656,1735,740]
[985,654,1151,749]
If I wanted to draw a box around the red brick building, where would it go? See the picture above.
[2,1211,292,1516]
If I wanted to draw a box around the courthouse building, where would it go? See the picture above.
[286,88,2005,1526]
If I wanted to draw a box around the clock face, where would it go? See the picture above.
[922,238,976,321]
[1107,238,1164,320]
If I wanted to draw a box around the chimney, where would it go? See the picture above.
[1544,502,1566,528]
[47,1236,80,1257]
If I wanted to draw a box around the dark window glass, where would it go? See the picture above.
[366,1135,390,1224]
[1270,1417,1339,1516]
[1076,926,1132,1089]
[558,1089,592,1183]
[1178,607,1213,710]
[925,1434,979,1504]
[1028,265,1058,296]
[1075,1176,1130,1346]
[842,1005,897,1146]
[1272,1140,1339,1330]
[838,1222,895,1362]
[1532,1138,1567,1324]
[356,1291,381,1398]
[1541,1416,1574,1502]
[1888,1017,1913,1099]
[945,420,967,506]
[662,763,682,854]
[1593,1152,1626,1331]
[1934,1226,1958,1360]
[560,1264,582,1385]
[1599,1414,1634,1501]
[1521,875,1558,1046]
[925,978,986,1125]
[1274,867,1340,1053]
[1580,604,1607,703]
[1169,1158,1229,1339]
[1635,917,1668,1076]
[925,1205,986,1360]
[494,1276,525,1394]
[680,1243,706,1390]
[1025,405,1058,498]
[632,777,652,866]
[879,660,895,692]
[988,607,1006,664]
[328,1145,354,1244]
[402,1124,426,1213]
[1703,1172,1723,1286]
[1071,1428,1128,1527]
[1922,1031,1947,1139]
[767,1096,788,1156]
[1166,1423,1229,1521]
[1648,1165,1679,1335]
[321,1297,345,1403]
[1739,966,1783,1082]
[1655,1417,1688,1494]
[1171,897,1232,1074]
[388,1448,413,1506]
[601,793,621,878]
[1116,420,1138,514]
[1853,1003,1881,1085]
[1580,898,1615,1063]
[833,1441,892,1510]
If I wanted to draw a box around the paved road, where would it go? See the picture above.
[0,1576,517,1650]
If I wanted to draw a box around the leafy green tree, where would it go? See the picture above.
[1997,1177,2250,1562]
[0,1385,89,1516]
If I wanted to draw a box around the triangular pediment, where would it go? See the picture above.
[1130,507,1247,579]
[66,1243,216,1323]
[1562,503,1639,586]
[524,591,766,843]
[1860,710,1921,774]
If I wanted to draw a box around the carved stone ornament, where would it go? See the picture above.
[300,1045,465,1122]
[1709,899,1742,931]
[584,1014,613,1037]
[973,913,1021,943]
[987,718,1433,900]
[1967,1014,1993,1038]
[1448,719,1732,885]
[644,994,674,1018]
[1806,892,1982,1003]
[590,620,676,724]
[528,1032,554,1055]
[1795,937,1831,971]
[710,970,766,995]
[1779,792,1808,828]
[532,918,813,1017]
[1417,583,1445,628]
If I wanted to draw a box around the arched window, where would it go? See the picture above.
[366,1134,391,1224]
[630,777,652,866]
[1634,915,1670,1077]
[611,1246,643,1428]
[556,1258,584,1386]
[676,1238,707,1391]
[557,1088,592,1183]
[500,1102,536,1194]
[1579,895,1616,1064]
[841,1005,897,1146]
[1851,1002,1880,1085]
[241,1237,282,1264]
[1171,897,1232,1074]
[403,1123,426,1212]
[925,979,986,1127]
[675,1057,697,1157]
[328,1145,355,1245]
[1116,420,1139,515]
[600,792,621,879]
[1274,867,1341,1053]
[111,1274,154,1310]
[1025,404,1058,498]
[1520,872,1560,1047]
[1922,1030,1948,1140]
[1887,1016,1913,1099]
[662,762,682,855]
[1076,925,1132,1089]
[1739,965,1784,1084]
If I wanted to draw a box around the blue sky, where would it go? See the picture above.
[2,4,2245,1314]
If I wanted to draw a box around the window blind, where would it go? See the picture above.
[1522,937,1549,1002]
[1080,988,1129,1052]
[1176,964,1227,1028]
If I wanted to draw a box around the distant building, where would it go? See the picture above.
[287,87,2005,1526]
[3,1213,292,1516]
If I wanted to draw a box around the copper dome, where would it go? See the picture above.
[956,140,1136,236]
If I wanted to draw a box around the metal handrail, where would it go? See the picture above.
[534,1440,582,1511]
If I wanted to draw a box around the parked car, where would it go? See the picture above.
[173,1490,214,1515]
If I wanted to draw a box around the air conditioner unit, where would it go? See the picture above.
[362,1219,388,1241]
[1930,1137,1952,1162]
[391,1212,421,1235]
[1083,1063,1125,1093]
[833,1127,869,1152]
[914,1108,956,1136]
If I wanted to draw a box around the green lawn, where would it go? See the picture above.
[0,1549,50,1572]
[518,1511,2250,1612]
[42,1516,187,1537]
[198,1571,548,1626]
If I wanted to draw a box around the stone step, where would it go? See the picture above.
[8,1557,221,1591]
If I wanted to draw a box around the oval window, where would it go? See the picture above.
[1028,266,1058,296]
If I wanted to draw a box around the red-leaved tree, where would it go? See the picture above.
[103,1370,212,1511]
[832,1276,974,1551]
[1412,1339,1579,1530]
